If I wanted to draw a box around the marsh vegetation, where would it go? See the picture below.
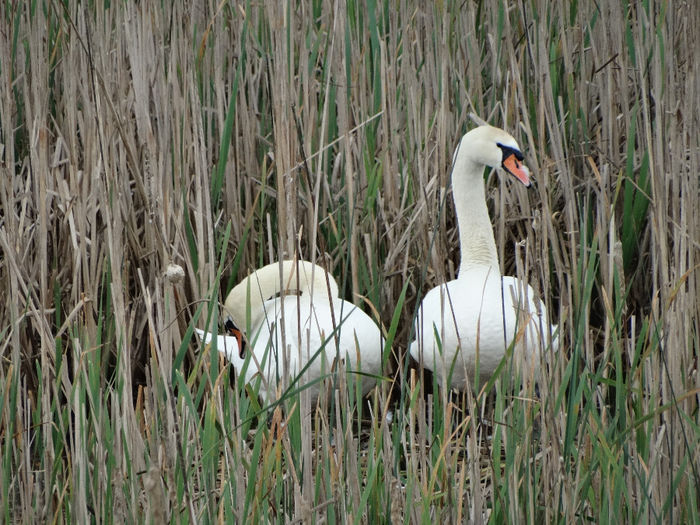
[0,1,698,522]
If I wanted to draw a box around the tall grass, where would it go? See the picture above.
[1,0,698,522]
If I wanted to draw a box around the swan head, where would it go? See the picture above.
[221,316,247,359]
[454,125,531,187]
[221,279,254,360]
[218,290,246,359]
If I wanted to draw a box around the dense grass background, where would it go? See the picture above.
[1,0,698,522]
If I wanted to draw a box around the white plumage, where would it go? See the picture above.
[197,260,383,403]
[409,125,558,390]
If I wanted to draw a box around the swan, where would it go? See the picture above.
[196,260,384,403]
[408,125,558,391]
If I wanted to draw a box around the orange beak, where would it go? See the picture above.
[503,154,531,187]
[225,320,247,358]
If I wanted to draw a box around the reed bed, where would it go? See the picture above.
[1,0,698,522]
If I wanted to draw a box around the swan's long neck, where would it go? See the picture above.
[451,156,501,275]
[225,261,338,329]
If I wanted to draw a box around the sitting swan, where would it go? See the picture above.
[408,125,558,391]
[197,260,384,403]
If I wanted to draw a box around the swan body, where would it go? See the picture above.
[197,260,383,403]
[409,125,558,390]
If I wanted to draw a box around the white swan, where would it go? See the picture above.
[408,125,558,391]
[196,260,384,403]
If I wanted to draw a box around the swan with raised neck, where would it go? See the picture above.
[409,125,557,391]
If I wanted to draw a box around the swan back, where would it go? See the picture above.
[410,269,557,390]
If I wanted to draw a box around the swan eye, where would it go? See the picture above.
[496,143,524,161]
[224,317,247,358]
